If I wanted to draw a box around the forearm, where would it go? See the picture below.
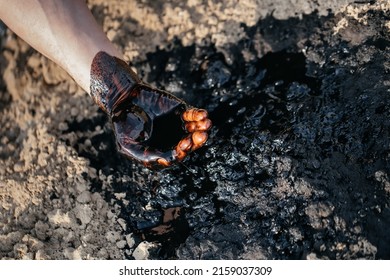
[0,0,121,93]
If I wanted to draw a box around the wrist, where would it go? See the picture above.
[90,51,141,114]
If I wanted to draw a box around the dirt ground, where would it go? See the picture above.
[1,0,390,259]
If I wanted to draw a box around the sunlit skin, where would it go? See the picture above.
[0,0,212,169]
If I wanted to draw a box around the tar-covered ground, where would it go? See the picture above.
[1,0,389,259]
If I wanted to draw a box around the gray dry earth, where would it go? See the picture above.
[1,0,390,259]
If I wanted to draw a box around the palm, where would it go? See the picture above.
[112,84,211,168]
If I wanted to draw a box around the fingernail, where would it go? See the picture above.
[178,136,192,151]
[183,108,208,122]
[192,131,208,150]
[198,119,212,131]
[193,109,208,121]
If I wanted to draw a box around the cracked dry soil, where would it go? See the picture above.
[1,0,390,259]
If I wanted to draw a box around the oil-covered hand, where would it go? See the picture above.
[90,51,211,168]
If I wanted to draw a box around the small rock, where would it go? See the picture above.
[75,178,89,192]
[107,29,116,41]
[132,241,155,260]
[13,243,28,259]
[34,221,50,240]
[64,247,82,260]
[70,107,79,116]
[76,191,92,204]
[22,234,44,251]
[37,153,48,167]
[35,249,48,260]
[116,240,127,249]
[117,218,127,231]
[58,122,69,131]
[27,55,41,68]
[47,209,73,228]
[1,136,9,144]
[306,252,319,260]
[97,248,108,259]
[13,162,24,172]
[126,234,135,248]
[74,204,93,225]
[106,231,121,243]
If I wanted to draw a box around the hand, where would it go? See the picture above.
[90,51,212,168]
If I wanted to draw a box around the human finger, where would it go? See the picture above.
[174,136,193,161]
[182,108,208,122]
[191,131,208,151]
[185,119,212,132]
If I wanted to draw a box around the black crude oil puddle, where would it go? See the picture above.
[118,45,322,259]
[61,39,322,259]
[210,50,320,137]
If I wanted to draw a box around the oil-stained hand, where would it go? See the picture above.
[90,51,212,168]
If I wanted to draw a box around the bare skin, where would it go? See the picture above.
[0,0,120,93]
[0,0,211,168]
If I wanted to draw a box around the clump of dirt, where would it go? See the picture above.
[1,0,389,259]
